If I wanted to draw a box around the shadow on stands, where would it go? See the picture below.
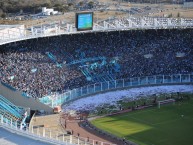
[1,81,17,91]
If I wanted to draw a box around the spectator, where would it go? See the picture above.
[0,29,192,98]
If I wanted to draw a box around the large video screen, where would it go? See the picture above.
[76,12,93,31]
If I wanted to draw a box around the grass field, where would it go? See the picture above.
[91,99,193,145]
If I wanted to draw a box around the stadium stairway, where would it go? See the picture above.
[80,65,115,83]
[0,95,27,128]
[0,109,20,124]
[113,63,121,73]
[46,52,56,61]
[81,69,93,81]
[57,47,74,63]
[92,74,115,83]
[0,81,53,113]
[0,95,24,119]
[46,52,62,68]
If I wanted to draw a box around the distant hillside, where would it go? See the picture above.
[0,0,185,18]
[0,0,70,17]
[0,0,96,18]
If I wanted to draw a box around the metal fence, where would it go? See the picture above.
[0,114,115,145]
[39,74,193,108]
[1,17,193,45]
[0,115,73,145]
[30,126,115,145]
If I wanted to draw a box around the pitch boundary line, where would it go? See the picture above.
[122,108,157,117]
[126,113,183,127]
[129,116,154,126]
[152,118,181,126]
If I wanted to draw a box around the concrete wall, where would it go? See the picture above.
[0,82,53,113]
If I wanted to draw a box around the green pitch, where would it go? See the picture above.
[91,100,193,145]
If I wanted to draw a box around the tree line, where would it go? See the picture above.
[0,0,75,18]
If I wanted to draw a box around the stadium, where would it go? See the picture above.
[0,6,193,145]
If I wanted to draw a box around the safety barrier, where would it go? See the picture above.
[39,74,193,107]
[0,17,193,45]
[0,114,115,145]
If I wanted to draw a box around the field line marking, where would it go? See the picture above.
[122,108,172,117]
[122,108,157,117]
[129,135,155,145]
[129,115,182,127]
[152,118,180,125]
[157,138,168,143]
[129,116,154,126]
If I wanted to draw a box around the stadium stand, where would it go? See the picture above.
[0,97,73,145]
[0,16,193,145]
[0,95,26,128]
[0,28,193,99]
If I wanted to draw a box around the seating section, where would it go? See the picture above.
[0,29,193,98]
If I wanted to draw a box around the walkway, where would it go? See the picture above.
[60,113,124,145]
[0,127,52,145]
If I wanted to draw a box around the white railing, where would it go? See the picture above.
[0,17,193,45]
[39,74,193,108]
[0,114,115,145]
[30,125,115,145]
[0,115,72,145]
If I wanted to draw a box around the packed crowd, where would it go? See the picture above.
[63,85,193,112]
[0,28,192,98]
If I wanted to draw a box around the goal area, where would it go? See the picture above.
[157,99,175,109]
